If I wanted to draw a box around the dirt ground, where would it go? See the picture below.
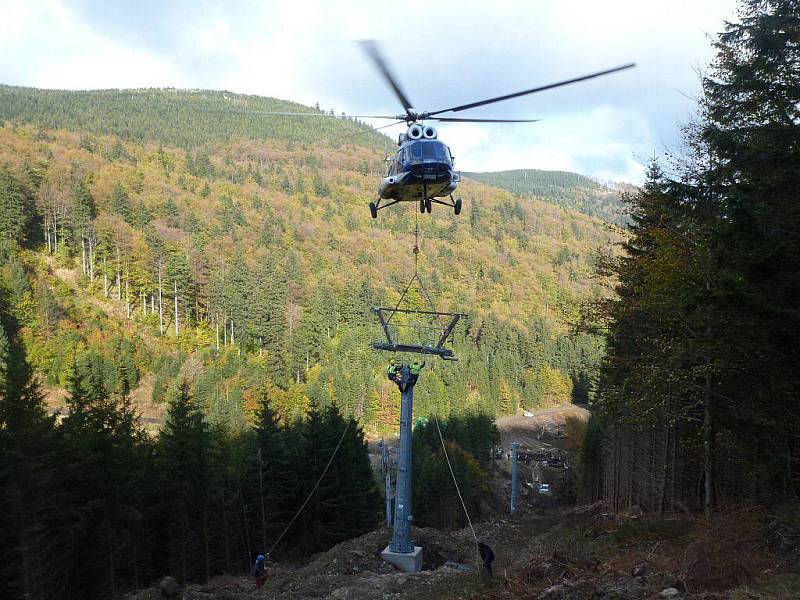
[131,508,557,600]
[131,502,800,600]
[495,405,591,450]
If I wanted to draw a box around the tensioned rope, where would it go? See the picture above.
[385,206,446,341]
[434,415,480,557]
[266,418,352,558]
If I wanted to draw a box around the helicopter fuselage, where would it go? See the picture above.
[379,138,460,202]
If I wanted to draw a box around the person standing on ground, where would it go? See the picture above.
[477,541,495,576]
[253,554,266,590]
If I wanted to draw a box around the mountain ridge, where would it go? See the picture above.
[0,84,388,150]
[464,168,633,225]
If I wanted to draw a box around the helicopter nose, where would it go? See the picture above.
[409,162,450,181]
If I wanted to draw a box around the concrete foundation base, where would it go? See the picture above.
[381,544,423,573]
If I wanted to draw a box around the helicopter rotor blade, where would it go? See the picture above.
[341,120,405,142]
[209,110,400,119]
[358,39,416,115]
[426,63,636,117]
[431,117,540,123]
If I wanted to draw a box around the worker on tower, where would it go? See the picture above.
[408,360,425,389]
[387,359,403,389]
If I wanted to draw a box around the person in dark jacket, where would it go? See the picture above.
[477,541,495,576]
[253,554,266,590]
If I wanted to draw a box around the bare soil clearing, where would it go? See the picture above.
[496,405,591,450]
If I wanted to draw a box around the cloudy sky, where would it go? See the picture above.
[1,0,741,182]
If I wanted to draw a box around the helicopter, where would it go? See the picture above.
[255,41,634,218]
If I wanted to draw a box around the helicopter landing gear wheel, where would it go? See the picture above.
[419,199,425,214]
[425,198,432,213]
[369,202,378,219]
[454,197,462,215]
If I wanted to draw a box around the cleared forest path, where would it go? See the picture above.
[41,254,167,426]
[496,404,591,449]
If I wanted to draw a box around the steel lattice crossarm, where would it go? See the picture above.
[370,306,467,360]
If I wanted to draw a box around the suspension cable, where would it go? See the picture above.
[434,416,480,559]
[412,205,446,329]
[266,418,352,558]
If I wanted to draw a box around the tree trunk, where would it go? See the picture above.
[88,237,95,281]
[258,448,267,554]
[158,268,164,335]
[222,495,231,573]
[107,526,116,599]
[174,280,179,336]
[240,484,252,563]
[45,215,51,253]
[203,506,211,583]
[704,372,714,520]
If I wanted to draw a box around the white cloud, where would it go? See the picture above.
[0,0,741,182]
[0,0,184,89]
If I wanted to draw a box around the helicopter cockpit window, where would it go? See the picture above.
[409,141,451,164]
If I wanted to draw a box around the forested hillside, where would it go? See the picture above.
[464,169,631,225]
[0,86,618,598]
[0,86,387,149]
[0,104,614,430]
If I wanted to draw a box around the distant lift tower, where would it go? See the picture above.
[380,440,393,527]
[370,293,466,573]
[510,442,520,514]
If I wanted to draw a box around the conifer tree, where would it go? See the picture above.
[0,288,58,600]
[249,391,294,551]
[110,182,132,223]
[59,352,149,598]
[0,167,31,246]
[156,381,211,583]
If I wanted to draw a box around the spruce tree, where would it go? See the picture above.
[0,286,58,600]
[156,381,211,584]
[110,182,132,223]
[58,352,149,598]
[0,167,32,246]
[698,0,800,490]
[249,391,294,552]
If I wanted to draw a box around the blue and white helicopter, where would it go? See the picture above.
[259,41,634,219]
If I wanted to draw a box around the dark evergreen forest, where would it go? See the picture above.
[0,86,388,150]
[580,0,800,517]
